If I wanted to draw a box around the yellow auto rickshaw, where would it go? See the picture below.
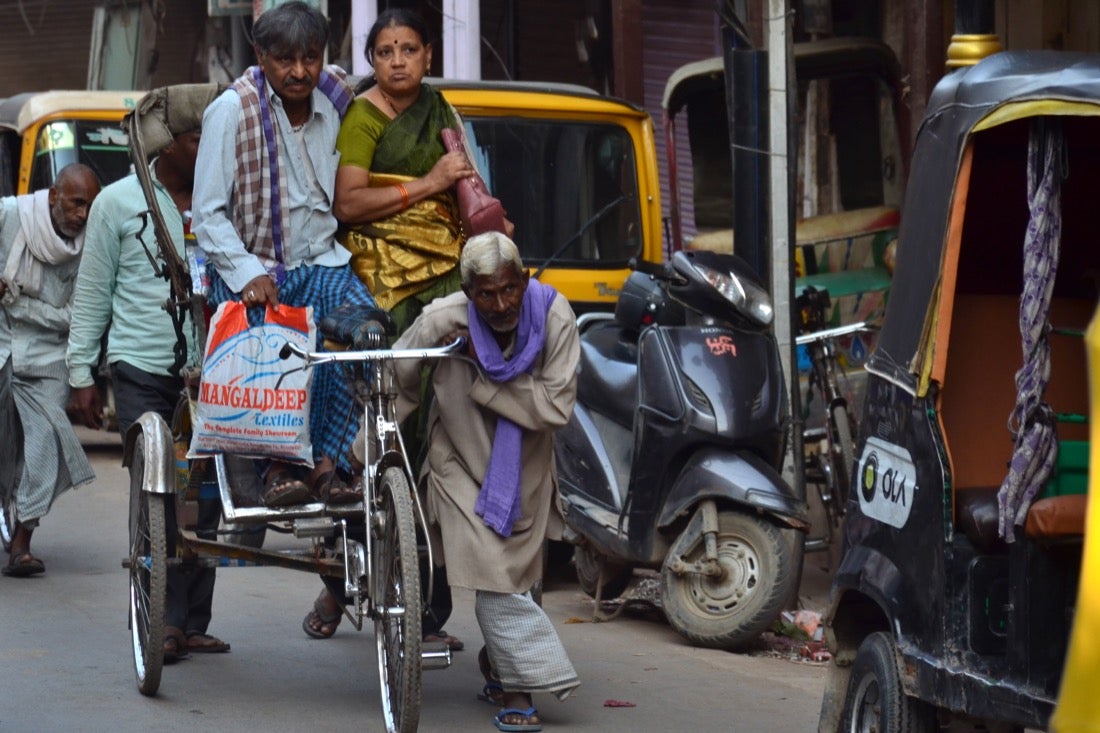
[0,90,139,195]
[1050,303,1100,732]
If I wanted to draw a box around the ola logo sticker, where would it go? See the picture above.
[857,437,918,529]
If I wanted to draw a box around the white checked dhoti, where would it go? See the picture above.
[476,590,579,699]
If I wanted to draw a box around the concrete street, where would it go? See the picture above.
[0,428,828,732]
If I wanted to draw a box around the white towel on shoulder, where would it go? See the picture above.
[1,189,84,304]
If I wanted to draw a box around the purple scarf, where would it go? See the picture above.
[469,279,558,536]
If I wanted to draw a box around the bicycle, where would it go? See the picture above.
[796,286,874,556]
[125,323,464,733]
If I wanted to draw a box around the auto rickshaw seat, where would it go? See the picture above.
[956,487,1005,553]
[1024,494,1088,541]
[956,488,1087,551]
[578,320,638,428]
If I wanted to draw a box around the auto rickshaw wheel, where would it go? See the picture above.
[372,466,422,733]
[127,439,168,697]
[660,510,797,650]
[841,632,937,732]
[574,544,633,600]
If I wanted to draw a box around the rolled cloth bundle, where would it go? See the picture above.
[129,83,226,156]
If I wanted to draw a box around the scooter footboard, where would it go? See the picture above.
[656,448,808,530]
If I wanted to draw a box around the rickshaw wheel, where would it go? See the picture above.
[574,544,633,600]
[373,466,422,733]
[0,489,16,553]
[660,511,797,650]
[128,440,167,697]
[841,632,937,733]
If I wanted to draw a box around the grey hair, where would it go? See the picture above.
[252,1,328,56]
[460,232,524,287]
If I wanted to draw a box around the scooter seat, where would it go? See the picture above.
[578,321,639,429]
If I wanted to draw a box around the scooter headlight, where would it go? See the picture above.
[690,262,774,327]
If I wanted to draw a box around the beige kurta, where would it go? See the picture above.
[392,289,579,594]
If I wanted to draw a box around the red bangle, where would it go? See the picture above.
[396,183,409,210]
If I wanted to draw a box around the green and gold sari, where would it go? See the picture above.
[337,83,464,313]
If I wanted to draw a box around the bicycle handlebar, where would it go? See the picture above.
[279,337,467,366]
[795,321,877,346]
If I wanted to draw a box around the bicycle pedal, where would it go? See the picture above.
[421,641,453,670]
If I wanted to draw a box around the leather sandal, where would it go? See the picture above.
[163,626,189,664]
[186,631,231,653]
[313,470,360,505]
[262,470,310,507]
[303,592,342,639]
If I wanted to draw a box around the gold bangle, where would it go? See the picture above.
[396,183,409,210]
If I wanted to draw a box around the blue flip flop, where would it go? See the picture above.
[493,707,541,732]
[478,681,504,706]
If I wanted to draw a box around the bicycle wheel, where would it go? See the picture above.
[372,466,422,733]
[830,403,857,507]
[128,440,167,696]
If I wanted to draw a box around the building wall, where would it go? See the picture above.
[0,0,208,96]
[998,0,1100,52]
[0,1,100,95]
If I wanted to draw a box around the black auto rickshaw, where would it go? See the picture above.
[817,51,1100,732]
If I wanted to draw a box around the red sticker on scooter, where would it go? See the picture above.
[706,335,737,356]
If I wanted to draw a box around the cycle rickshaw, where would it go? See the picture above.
[120,84,455,733]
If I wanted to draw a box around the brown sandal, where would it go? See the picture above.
[262,470,310,507]
[163,626,189,664]
[2,551,44,577]
[313,471,360,505]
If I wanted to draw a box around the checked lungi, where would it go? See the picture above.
[476,590,580,699]
[0,358,94,524]
[208,263,376,473]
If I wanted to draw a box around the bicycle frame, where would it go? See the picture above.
[798,320,875,553]
[279,338,467,624]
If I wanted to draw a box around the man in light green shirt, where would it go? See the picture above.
[68,110,230,659]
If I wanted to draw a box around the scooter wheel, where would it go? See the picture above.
[660,510,797,650]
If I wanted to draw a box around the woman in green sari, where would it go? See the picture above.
[333,8,479,332]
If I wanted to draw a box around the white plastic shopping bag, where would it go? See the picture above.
[188,301,315,466]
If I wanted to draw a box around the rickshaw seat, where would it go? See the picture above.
[1024,494,1087,541]
[956,487,1004,552]
[318,304,396,347]
[956,489,1087,550]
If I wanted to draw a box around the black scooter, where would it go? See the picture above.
[555,250,807,649]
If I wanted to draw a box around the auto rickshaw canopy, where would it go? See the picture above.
[0,90,139,134]
[868,51,1100,397]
